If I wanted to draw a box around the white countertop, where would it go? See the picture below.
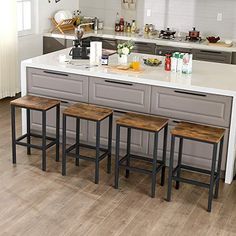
[22,48,236,97]
[44,29,236,53]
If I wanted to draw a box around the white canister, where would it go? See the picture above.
[90,41,102,66]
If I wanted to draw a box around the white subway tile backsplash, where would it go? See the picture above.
[79,0,236,38]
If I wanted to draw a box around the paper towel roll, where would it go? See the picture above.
[90,41,102,66]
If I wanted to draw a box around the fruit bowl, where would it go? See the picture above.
[207,36,220,43]
[143,58,162,66]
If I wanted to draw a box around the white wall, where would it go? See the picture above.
[18,0,79,63]
[144,0,236,39]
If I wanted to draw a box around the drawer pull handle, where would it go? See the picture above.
[172,120,180,124]
[104,80,133,86]
[174,90,207,97]
[199,50,222,54]
[44,71,69,77]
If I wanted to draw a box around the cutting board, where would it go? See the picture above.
[106,65,145,73]
[208,42,233,47]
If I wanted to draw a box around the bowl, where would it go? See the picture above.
[143,58,162,66]
[207,36,220,43]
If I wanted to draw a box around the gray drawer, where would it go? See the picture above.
[148,119,229,171]
[88,110,149,154]
[193,49,232,64]
[27,68,89,102]
[151,87,232,127]
[89,77,151,113]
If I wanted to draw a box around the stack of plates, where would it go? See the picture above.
[54,10,73,23]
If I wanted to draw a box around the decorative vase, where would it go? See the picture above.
[118,54,128,65]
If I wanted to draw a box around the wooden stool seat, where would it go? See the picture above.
[116,113,168,132]
[10,95,60,111]
[171,122,225,143]
[63,103,113,121]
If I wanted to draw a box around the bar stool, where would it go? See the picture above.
[167,122,225,212]
[62,102,113,184]
[114,112,168,198]
[11,95,60,171]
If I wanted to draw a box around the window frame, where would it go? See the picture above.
[17,0,35,37]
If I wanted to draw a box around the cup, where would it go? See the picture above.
[132,56,141,70]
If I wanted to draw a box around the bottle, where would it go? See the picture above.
[177,53,184,72]
[94,17,98,31]
[131,20,136,33]
[115,12,120,32]
[120,17,124,32]
[171,52,178,72]
[165,54,171,71]
[127,23,131,33]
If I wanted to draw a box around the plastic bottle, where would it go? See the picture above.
[171,52,178,72]
[177,53,184,72]
[165,54,171,71]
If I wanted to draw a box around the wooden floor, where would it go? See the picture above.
[0,98,236,236]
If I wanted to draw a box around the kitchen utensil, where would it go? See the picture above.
[207,36,220,43]
[188,27,200,38]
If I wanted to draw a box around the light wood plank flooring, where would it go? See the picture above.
[0,98,236,236]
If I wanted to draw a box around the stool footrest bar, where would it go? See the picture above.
[172,176,210,188]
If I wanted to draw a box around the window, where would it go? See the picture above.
[17,0,33,35]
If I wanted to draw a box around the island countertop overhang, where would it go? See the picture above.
[21,48,236,98]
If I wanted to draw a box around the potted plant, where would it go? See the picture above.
[117,40,134,65]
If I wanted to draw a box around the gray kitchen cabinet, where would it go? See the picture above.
[193,49,232,64]
[87,110,149,154]
[27,68,89,102]
[231,52,236,65]
[31,102,88,142]
[151,86,232,128]
[118,40,155,54]
[155,45,192,56]
[148,119,229,171]
[89,77,151,113]
[43,36,73,54]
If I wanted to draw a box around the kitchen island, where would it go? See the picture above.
[21,48,236,184]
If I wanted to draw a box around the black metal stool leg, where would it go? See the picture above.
[114,124,121,189]
[62,114,67,176]
[42,111,47,171]
[125,127,131,178]
[75,118,80,166]
[11,105,16,164]
[151,132,158,198]
[208,143,218,212]
[107,114,113,174]
[176,137,183,189]
[161,125,168,186]
[95,121,101,184]
[55,104,60,162]
[26,109,31,155]
[167,135,175,201]
[214,138,224,199]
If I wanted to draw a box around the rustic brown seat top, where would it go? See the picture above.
[63,103,113,121]
[116,112,168,132]
[10,95,60,111]
[171,122,225,143]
